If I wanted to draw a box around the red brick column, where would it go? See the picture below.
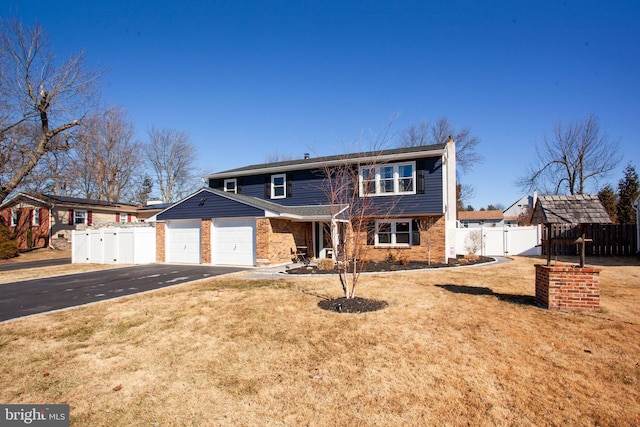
[156,222,166,262]
[201,219,211,264]
[535,264,600,311]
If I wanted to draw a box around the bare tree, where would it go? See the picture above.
[320,127,397,299]
[74,107,141,202]
[145,127,198,202]
[0,18,101,203]
[518,114,621,195]
[398,117,482,174]
[464,229,482,256]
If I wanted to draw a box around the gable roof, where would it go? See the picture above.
[156,187,348,221]
[531,195,612,225]
[205,143,448,179]
[457,210,504,221]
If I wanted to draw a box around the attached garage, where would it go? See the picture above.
[166,220,201,264]
[212,218,255,266]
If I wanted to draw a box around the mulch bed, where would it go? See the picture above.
[317,296,389,313]
[288,256,494,275]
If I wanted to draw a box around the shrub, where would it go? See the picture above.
[0,221,19,259]
[317,258,335,271]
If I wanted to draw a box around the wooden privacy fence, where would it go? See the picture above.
[542,224,637,256]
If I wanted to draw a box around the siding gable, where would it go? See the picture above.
[157,190,265,221]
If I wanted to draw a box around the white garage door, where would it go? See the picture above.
[212,218,255,266]
[166,220,201,264]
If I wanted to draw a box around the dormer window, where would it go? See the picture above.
[224,179,237,194]
[358,161,416,196]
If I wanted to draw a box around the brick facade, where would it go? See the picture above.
[535,264,601,311]
[357,215,447,263]
[201,219,211,264]
[156,222,166,262]
[255,218,310,266]
[1,205,50,249]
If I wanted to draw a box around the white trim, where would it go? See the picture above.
[375,218,412,246]
[74,210,88,226]
[271,173,286,199]
[10,208,18,226]
[224,178,237,194]
[32,208,40,226]
[358,161,416,197]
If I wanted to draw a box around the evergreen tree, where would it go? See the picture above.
[598,184,618,223]
[134,175,154,206]
[616,163,639,224]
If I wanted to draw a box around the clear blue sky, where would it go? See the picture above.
[4,0,639,209]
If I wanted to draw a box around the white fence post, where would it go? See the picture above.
[456,225,541,257]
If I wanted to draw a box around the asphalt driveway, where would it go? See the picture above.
[0,264,246,322]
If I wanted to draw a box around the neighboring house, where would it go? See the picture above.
[457,210,505,228]
[503,191,537,226]
[155,141,457,266]
[0,193,143,250]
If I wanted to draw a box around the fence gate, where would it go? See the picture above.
[72,227,156,264]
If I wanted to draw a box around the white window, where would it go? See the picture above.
[271,174,286,199]
[224,178,237,193]
[118,213,127,223]
[74,210,87,225]
[32,209,40,226]
[359,162,416,196]
[375,219,412,246]
[10,209,18,226]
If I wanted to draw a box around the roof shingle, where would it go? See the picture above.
[531,195,612,224]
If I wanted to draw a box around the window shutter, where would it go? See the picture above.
[411,219,421,246]
[39,208,45,225]
[237,179,242,194]
[286,174,292,197]
[68,210,74,225]
[127,213,132,222]
[88,211,93,226]
[217,180,224,190]
[265,177,271,199]
[416,160,425,194]
[116,213,120,222]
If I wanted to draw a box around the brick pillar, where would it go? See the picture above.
[535,264,600,311]
[156,222,166,262]
[255,218,271,266]
[201,219,211,264]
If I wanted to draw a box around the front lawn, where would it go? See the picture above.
[1,256,638,426]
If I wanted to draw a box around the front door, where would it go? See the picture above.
[315,222,335,259]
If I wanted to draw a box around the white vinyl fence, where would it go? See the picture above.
[456,225,542,257]
[72,227,156,264]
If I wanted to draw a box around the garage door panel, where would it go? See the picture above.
[212,219,255,266]
[167,221,201,264]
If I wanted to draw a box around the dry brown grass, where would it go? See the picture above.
[0,248,71,263]
[1,256,639,426]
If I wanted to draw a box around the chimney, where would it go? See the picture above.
[304,153,310,159]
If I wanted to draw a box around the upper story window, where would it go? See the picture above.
[224,179,237,194]
[271,174,286,199]
[11,209,18,226]
[74,210,88,225]
[359,162,416,196]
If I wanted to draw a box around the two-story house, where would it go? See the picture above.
[154,141,457,266]
[0,193,152,250]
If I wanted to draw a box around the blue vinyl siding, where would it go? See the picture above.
[158,190,265,220]
[208,156,444,215]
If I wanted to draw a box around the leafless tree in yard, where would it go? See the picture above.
[74,107,141,202]
[518,114,621,195]
[145,127,199,202]
[0,18,101,203]
[320,126,398,299]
